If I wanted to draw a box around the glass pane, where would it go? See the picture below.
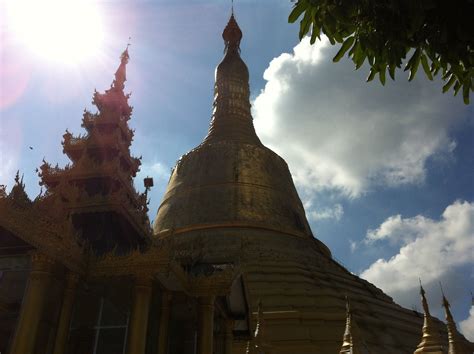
[95,328,126,354]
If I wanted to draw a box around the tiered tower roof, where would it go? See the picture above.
[38,47,150,254]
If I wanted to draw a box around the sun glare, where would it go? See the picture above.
[6,0,104,64]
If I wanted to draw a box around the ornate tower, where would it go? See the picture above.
[39,47,151,254]
[153,13,473,353]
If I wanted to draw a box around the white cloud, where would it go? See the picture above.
[138,161,170,181]
[253,37,466,198]
[460,306,474,341]
[360,200,474,314]
[349,240,358,253]
[307,203,344,222]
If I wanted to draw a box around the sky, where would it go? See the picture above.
[1,0,473,340]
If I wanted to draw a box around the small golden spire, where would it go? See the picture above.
[203,11,262,146]
[414,282,445,353]
[247,300,273,354]
[441,285,469,354]
[339,297,370,354]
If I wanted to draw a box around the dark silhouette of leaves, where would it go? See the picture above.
[289,0,474,104]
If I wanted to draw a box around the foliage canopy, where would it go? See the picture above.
[289,0,474,104]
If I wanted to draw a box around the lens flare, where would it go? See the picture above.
[6,0,104,64]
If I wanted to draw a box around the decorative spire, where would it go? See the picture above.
[92,43,133,120]
[203,13,261,146]
[441,286,469,354]
[112,43,130,90]
[8,171,31,206]
[340,297,370,354]
[414,283,445,353]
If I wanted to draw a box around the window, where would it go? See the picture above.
[68,287,130,354]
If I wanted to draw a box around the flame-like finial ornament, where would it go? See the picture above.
[414,282,445,353]
[440,285,469,354]
[222,13,242,52]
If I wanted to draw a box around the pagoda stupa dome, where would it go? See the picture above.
[152,13,327,254]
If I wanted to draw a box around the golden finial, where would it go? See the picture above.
[339,297,370,354]
[440,284,469,354]
[222,7,242,52]
[414,281,444,353]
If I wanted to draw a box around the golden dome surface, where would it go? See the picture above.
[153,14,316,243]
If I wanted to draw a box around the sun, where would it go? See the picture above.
[5,0,105,65]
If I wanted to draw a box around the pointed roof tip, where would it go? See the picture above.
[222,10,242,50]
[439,289,470,354]
[111,42,130,90]
[415,281,445,354]
[419,281,431,316]
[340,296,371,354]
[120,40,130,65]
[439,282,451,309]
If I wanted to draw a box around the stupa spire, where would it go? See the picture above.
[441,287,469,354]
[203,11,261,145]
[223,12,242,53]
[113,43,130,90]
[414,283,445,353]
[340,298,370,354]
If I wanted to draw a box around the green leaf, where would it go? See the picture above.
[453,81,461,95]
[408,49,421,81]
[420,53,433,80]
[379,68,386,85]
[333,36,355,62]
[442,74,456,93]
[288,1,308,23]
[327,34,336,45]
[310,23,319,44]
[354,43,366,69]
[299,9,312,39]
[367,68,377,82]
[389,64,396,80]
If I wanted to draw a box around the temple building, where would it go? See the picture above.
[0,12,473,354]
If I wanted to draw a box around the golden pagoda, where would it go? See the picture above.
[0,11,473,354]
